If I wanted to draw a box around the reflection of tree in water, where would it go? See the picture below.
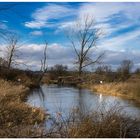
[77,88,105,114]
[77,88,89,115]
[36,86,46,109]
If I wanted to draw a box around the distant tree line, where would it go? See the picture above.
[95,59,140,82]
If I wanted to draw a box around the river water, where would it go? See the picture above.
[27,84,140,120]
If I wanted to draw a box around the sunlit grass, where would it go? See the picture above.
[0,79,46,137]
[80,74,140,102]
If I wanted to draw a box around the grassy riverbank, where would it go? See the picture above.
[0,70,140,137]
[0,78,140,138]
[0,79,46,137]
[80,75,140,103]
[43,72,140,103]
[41,105,140,138]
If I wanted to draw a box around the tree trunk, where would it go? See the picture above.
[78,62,82,76]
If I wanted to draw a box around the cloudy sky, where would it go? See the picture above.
[0,2,140,70]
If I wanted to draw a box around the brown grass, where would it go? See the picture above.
[0,77,140,138]
[44,106,140,138]
[0,79,46,137]
[80,74,140,103]
[88,81,140,102]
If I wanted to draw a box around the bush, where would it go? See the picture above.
[48,64,68,80]
[0,79,46,137]
[44,106,140,138]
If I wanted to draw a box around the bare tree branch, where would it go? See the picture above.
[4,34,23,69]
[41,41,48,73]
[38,40,48,83]
[67,15,104,75]
[82,52,105,68]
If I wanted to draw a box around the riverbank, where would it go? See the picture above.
[45,106,140,138]
[0,79,46,137]
[80,80,140,103]
[43,72,140,103]
[1,78,140,138]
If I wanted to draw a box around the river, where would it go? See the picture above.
[27,84,140,122]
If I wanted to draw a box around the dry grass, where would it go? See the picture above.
[0,78,140,138]
[80,75,140,103]
[88,81,140,102]
[44,106,140,138]
[0,79,46,137]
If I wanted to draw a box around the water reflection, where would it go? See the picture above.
[27,84,140,119]
[99,94,103,103]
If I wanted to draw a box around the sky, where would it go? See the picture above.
[0,2,140,71]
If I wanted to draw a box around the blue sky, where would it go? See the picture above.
[0,2,140,70]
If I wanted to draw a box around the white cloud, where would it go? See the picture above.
[30,30,43,36]
[78,3,140,23]
[57,3,140,35]
[25,21,46,29]
[79,3,140,33]
[20,43,140,70]
[55,3,140,57]
[78,3,122,23]
[98,28,140,51]
[20,43,44,52]
[57,3,124,31]
[25,2,140,45]
[0,42,140,70]
[18,43,76,70]
[25,3,76,29]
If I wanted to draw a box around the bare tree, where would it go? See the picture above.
[67,15,104,75]
[38,41,48,83]
[5,34,21,69]
[135,68,140,74]
[49,64,68,77]
[40,41,48,73]
[118,60,133,74]
[95,65,112,74]
[0,57,8,67]
[117,60,133,81]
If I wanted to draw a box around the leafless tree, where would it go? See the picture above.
[118,60,133,75]
[117,59,133,81]
[135,68,140,74]
[5,34,21,69]
[67,15,104,75]
[38,41,48,83]
[95,65,112,74]
[40,41,48,73]
[0,57,8,67]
